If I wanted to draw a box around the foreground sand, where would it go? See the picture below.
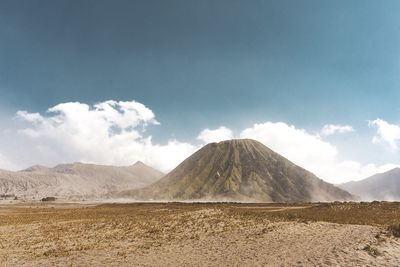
[0,202,399,266]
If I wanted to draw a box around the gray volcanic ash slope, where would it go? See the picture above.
[0,161,163,199]
[120,139,353,202]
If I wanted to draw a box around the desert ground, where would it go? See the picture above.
[0,201,399,266]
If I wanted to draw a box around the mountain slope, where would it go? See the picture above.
[340,168,400,200]
[121,139,352,202]
[0,161,163,199]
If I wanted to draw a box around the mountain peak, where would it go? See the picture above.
[0,160,164,199]
[209,138,263,146]
[132,161,147,167]
[124,140,352,202]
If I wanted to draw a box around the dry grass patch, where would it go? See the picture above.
[1,201,400,265]
[363,244,382,257]
[388,223,400,237]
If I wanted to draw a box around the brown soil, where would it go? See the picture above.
[0,202,399,266]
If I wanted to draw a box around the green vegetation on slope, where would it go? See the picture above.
[120,139,352,202]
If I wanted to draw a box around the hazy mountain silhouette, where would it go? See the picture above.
[340,168,400,200]
[0,161,163,199]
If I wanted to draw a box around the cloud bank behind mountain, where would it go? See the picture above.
[0,100,398,184]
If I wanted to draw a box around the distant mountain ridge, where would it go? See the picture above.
[0,161,163,199]
[120,139,353,202]
[340,168,400,200]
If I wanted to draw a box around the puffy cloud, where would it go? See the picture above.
[240,122,337,178]
[14,100,197,172]
[1,100,398,184]
[321,124,355,136]
[240,121,398,183]
[197,126,234,143]
[369,119,400,151]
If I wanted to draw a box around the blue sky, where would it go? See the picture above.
[0,0,400,182]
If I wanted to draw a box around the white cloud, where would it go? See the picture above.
[197,126,234,143]
[240,122,338,178]
[240,121,398,183]
[13,100,197,172]
[0,101,398,184]
[369,118,400,151]
[321,124,354,136]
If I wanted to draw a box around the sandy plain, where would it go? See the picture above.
[0,201,399,266]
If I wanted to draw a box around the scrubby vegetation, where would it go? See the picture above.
[261,201,400,227]
[363,244,382,257]
[0,201,399,265]
[388,223,400,237]
[41,197,56,202]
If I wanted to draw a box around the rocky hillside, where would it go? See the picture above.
[0,161,163,199]
[120,139,352,202]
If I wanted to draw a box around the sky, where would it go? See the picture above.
[1,0,400,183]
